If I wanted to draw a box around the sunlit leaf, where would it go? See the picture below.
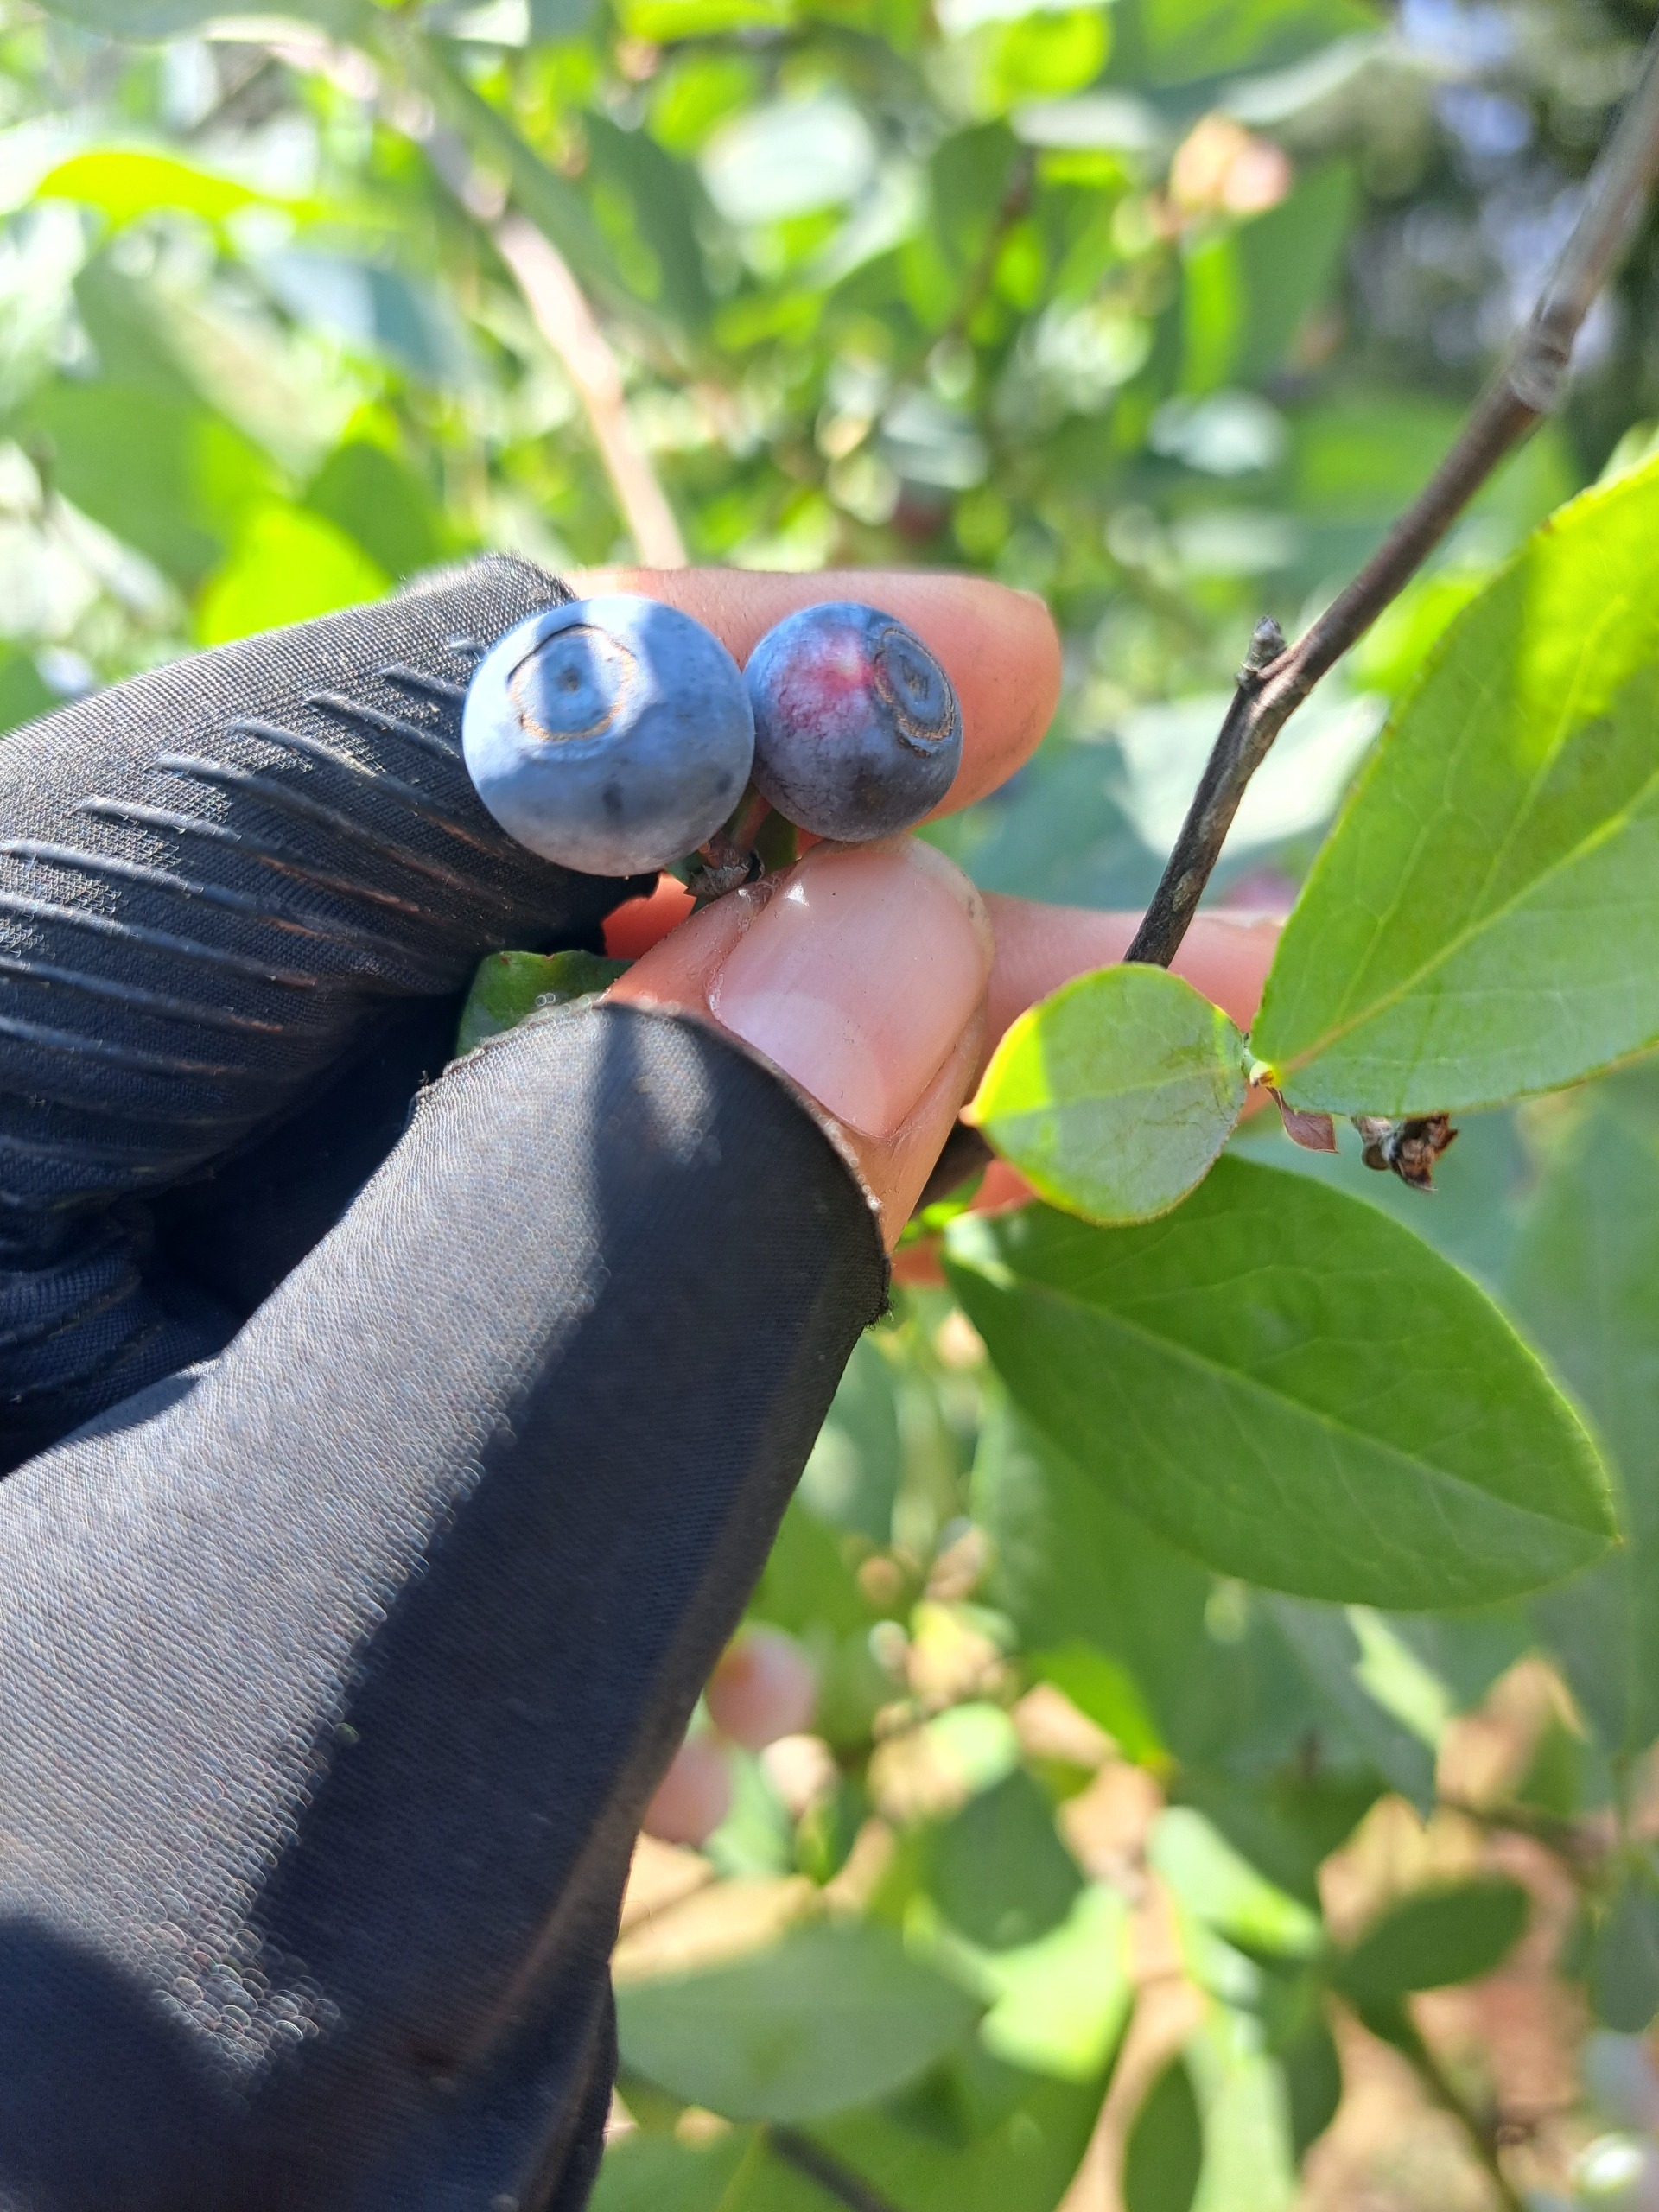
[956,1883,1133,2082]
[965,965,1247,1224]
[197,505,389,645]
[38,149,283,229]
[1255,460,1659,1112]
[1148,1808,1323,1960]
[947,1158,1614,1608]
[616,1922,980,2122]
[456,949,628,1056]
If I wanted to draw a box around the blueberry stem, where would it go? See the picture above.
[1125,22,1659,971]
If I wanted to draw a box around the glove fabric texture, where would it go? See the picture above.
[0,562,888,2209]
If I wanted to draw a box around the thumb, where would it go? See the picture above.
[607,838,993,1246]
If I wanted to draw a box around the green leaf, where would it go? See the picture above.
[1173,1769,1381,1911]
[1508,1096,1659,1760]
[947,1157,1614,1609]
[931,1770,1083,1952]
[798,1332,901,1544]
[591,2128,758,2212]
[37,149,281,228]
[1590,1878,1659,2033]
[965,966,1246,1225]
[1029,1643,1168,1770]
[304,441,448,582]
[0,651,56,737]
[616,1922,981,2123]
[1273,2004,1342,2158]
[1122,2056,1202,2212]
[1254,459,1659,1113]
[197,505,390,645]
[971,1399,1335,1776]
[963,1883,1134,2082]
[21,262,278,588]
[36,0,362,32]
[807,2051,1112,2212]
[1147,1808,1323,1960]
[1332,1878,1528,2006]
[456,950,628,1056]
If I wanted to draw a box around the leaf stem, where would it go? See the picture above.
[1126,24,1659,971]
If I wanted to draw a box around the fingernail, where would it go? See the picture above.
[709,840,992,1139]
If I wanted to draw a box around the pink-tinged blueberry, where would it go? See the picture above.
[462,594,754,876]
[745,602,963,841]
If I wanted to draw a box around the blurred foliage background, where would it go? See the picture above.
[14,0,1659,2206]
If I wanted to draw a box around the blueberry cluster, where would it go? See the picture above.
[462,594,962,877]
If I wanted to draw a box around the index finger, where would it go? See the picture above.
[573,565,1061,817]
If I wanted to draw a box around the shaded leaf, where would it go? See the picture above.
[971,1398,1334,1777]
[931,1770,1083,1952]
[591,2127,758,2212]
[1590,1878,1659,2034]
[1255,460,1659,1113]
[809,2050,1113,2212]
[616,1922,980,2122]
[304,440,448,582]
[1509,1099,1659,1760]
[1123,2056,1202,2212]
[38,0,361,30]
[947,1158,1614,1609]
[1332,1878,1529,2006]
[967,965,1246,1224]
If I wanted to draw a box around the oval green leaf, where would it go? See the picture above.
[1123,2056,1203,2212]
[615,1921,981,2124]
[966,966,1247,1224]
[1332,1878,1528,2005]
[1254,458,1659,1113]
[944,1156,1615,1610]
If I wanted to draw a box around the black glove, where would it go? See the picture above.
[0,559,885,2209]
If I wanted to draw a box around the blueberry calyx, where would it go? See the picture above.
[745,601,963,844]
[462,594,754,879]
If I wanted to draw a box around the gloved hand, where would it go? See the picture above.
[0,555,1275,2210]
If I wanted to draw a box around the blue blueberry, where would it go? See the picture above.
[462,595,754,877]
[745,602,963,842]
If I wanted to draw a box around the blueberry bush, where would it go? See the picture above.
[12,0,1659,2204]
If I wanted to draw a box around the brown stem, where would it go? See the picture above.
[1399,2017,1529,2212]
[493,214,689,569]
[769,2127,904,2212]
[1126,25,1659,971]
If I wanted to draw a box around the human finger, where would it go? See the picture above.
[608,836,995,1248]
[574,566,1061,817]
[982,897,1284,1057]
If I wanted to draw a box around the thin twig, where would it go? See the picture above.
[1126,25,1659,970]
[769,2126,904,2212]
[1395,2012,1530,2212]
[493,214,689,569]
